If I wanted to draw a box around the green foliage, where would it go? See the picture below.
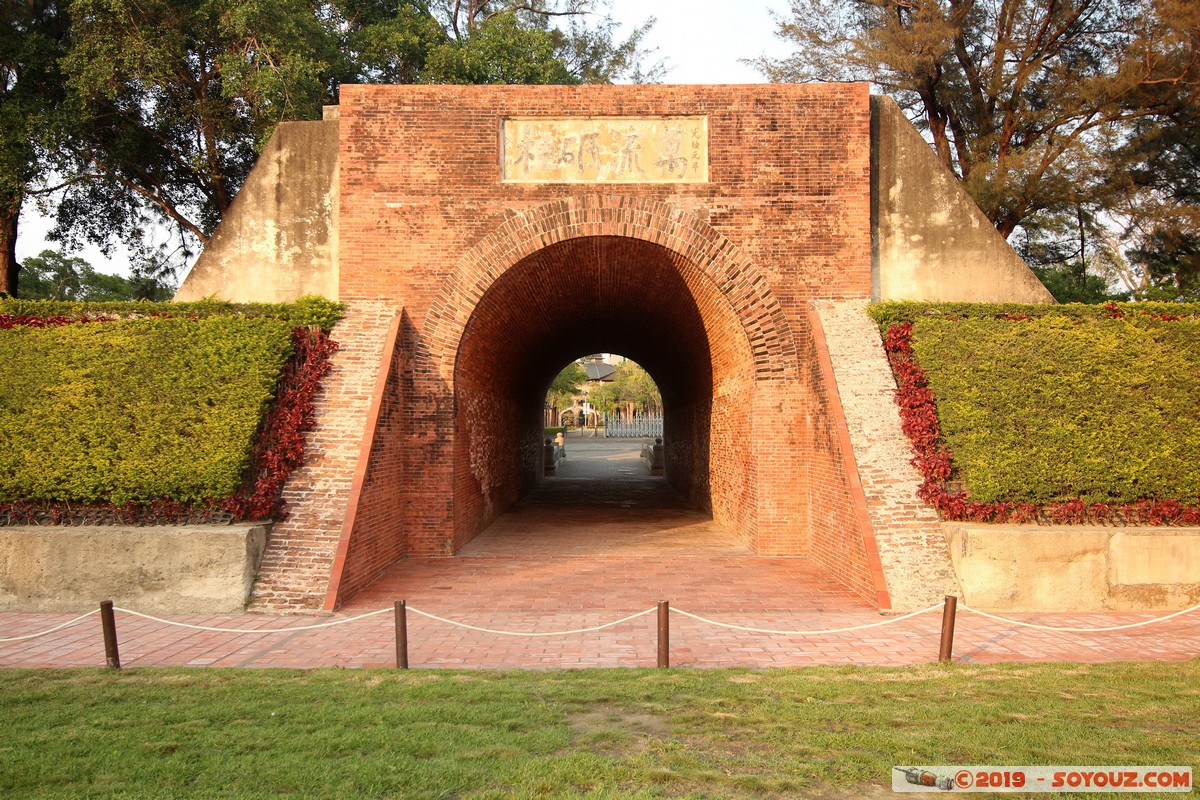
[586,381,617,417]
[1,663,1198,797]
[867,300,1200,331]
[0,316,295,504]
[56,0,340,245]
[0,0,71,293]
[17,249,173,301]
[1126,223,1200,301]
[610,359,661,414]
[905,314,1200,504]
[1029,263,1128,304]
[547,360,586,397]
[25,0,659,289]
[545,360,587,415]
[424,12,577,84]
[0,294,344,331]
[1103,49,1200,301]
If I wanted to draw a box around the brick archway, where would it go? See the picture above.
[232,85,921,612]
[419,195,797,384]
[416,195,805,555]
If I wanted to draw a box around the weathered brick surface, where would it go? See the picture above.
[249,301,398,611]
[814,300,961,610]
[264,84,897,609]
[324,314,408,609]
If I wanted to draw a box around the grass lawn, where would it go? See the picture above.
[2,662,1198,798]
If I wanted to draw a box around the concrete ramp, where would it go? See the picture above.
[871,95,1053,303]
[174,114,340,303]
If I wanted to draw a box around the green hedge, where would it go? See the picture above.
[879,308,1200,505]
[0,316,298,505]
[0,294,343,332]
[868,300,1200,330]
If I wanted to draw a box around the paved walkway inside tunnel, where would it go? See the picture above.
[349,436,868,615]
[3,438,1199,669]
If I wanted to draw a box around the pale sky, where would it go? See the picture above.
[607,0,789,84]
[17,1,793,277]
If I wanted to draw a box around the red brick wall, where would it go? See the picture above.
[327,83,883,605]
[250,300,398,611]
[805,307,891,606]
[325,314,409,608]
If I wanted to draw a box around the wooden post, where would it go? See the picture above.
[657,601,670,668]
[938,595,958,663]
[100,600,120,670]
[395,600,409,669]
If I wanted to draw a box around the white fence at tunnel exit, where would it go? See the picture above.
[603,414,663,438]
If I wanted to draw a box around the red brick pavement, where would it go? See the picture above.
[3,443,1198,669]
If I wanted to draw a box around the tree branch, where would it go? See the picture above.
[86,156,210,245]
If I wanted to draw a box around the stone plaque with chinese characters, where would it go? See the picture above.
[501,117,708,183]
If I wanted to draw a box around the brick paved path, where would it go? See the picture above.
[3,440,1198,669]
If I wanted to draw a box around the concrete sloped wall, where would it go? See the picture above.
[871,96,1053,303]
[174,114,339,303]
[0,525,268,613]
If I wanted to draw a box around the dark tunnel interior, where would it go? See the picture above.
[451,235,758,550]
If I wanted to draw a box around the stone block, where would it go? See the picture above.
[0,524,268,614]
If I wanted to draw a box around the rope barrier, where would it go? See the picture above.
[405,606,657,637]
[0,610,99,642]
[668,603,943,635]
[2,600,1197,648]
[109,606,393,633]
[960,601,1200,633]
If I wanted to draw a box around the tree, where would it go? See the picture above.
[585,380,616,432]
[1102,84,1200,299]
[17,249,174,300]
[49,0,342,261]
[1013,203,1130,303]
[610,359,660,414]
[425,1,661,84]
[31,0,658,289]
[1,0,70,295]
[754,0,1200,241]
[545,360,586,416]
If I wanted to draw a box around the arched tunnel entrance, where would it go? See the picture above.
[452,235,758,551]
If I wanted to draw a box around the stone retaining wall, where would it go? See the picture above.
[946,524,1200,612]
[0,524,268,614]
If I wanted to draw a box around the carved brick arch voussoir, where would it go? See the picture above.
[419,195,797,382]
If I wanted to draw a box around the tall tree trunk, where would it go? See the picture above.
[0,200,20,297]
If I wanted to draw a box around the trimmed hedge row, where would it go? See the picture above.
[869,300,1200,329]
[868,302,1200,524]
[0,297,343,522]
[0,317,294,505]
[0,295,343,332]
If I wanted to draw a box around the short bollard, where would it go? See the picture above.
[657,601,670,668]
[395,600,409,670]
[100,600,120,670]
[938,595,958,663]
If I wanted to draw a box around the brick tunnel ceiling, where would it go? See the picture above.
[457,236,732,410]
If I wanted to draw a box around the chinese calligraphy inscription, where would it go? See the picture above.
[502,117,708,183]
